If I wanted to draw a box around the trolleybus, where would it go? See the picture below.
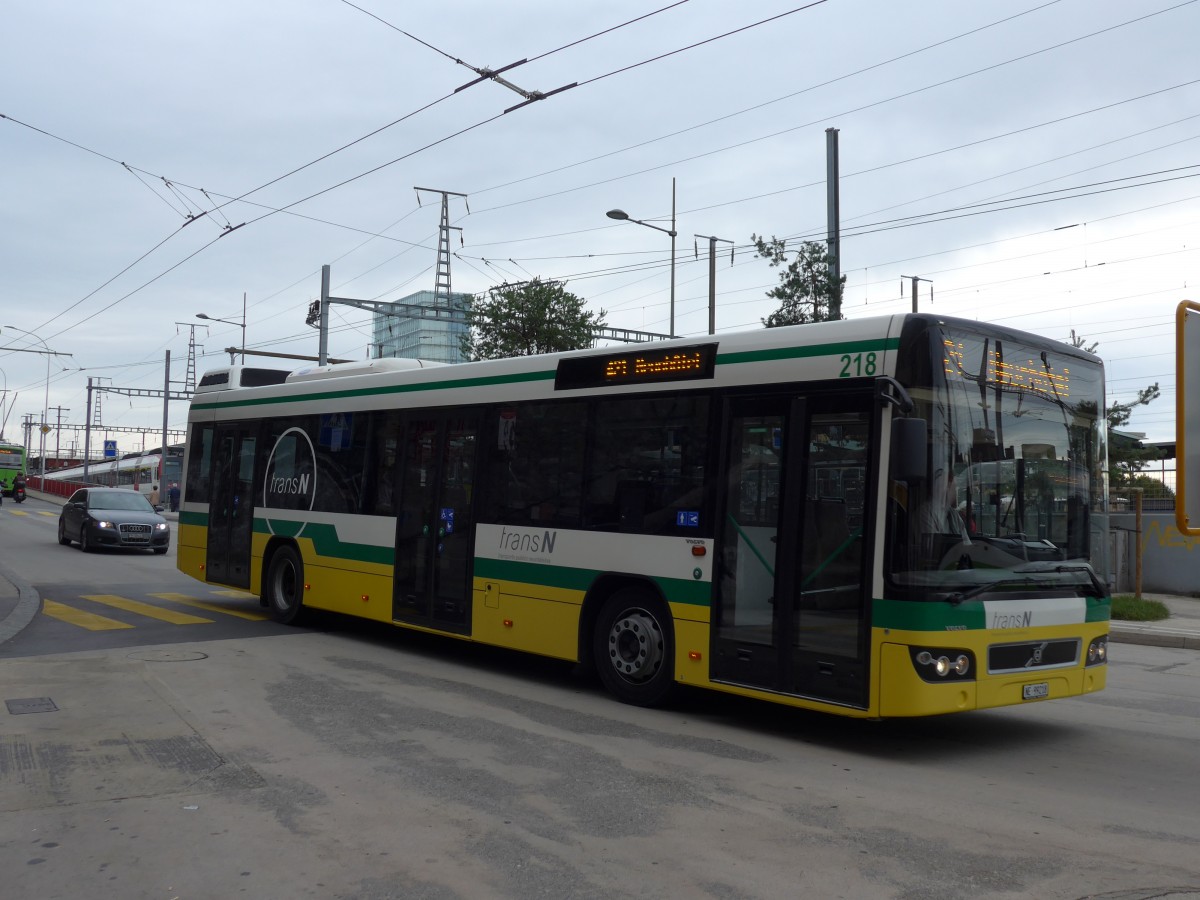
[0,442,26,496]
[178,313,1110,717]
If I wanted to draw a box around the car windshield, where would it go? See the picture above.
[90,492,153,512]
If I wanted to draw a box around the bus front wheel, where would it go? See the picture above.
[265,545,305,625]
[593,589,675,707]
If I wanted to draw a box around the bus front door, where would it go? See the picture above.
[392,412,478,634]
[712,394,871,708]
[206,423,257,588]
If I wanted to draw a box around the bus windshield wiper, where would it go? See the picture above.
[945,563,1105,605]
[945,577,1042,605]
[1051,563,1107,598]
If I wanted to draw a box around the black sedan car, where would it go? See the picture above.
[58,487,170,554]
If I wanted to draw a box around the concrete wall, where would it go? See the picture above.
[1111,512,1200,597]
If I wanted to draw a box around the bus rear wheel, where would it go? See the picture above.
[265,545,305,625]
[593,589,675,707]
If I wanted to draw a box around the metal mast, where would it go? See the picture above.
[415,188,467,308]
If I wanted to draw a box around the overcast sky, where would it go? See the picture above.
[2,0,1196,456]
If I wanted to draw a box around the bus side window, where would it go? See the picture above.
[479,401,585,527]
[186,426,215,504]
[584,394,710,534]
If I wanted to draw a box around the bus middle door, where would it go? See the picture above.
[712,393,870,708]
[392,411,478,634]
[206,423,257,588]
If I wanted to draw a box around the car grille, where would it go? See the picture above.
[988,639,1080,674]
[119,523,153,543]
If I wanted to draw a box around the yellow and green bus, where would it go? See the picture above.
[0,442,27,497]
[178,313,1110,717]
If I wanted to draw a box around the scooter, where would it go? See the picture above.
[13,484,26,503]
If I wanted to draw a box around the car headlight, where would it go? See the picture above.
[910,647,974,682]
[1085,636,1108,666]
[155,522,169,531]
[95,520,113,529]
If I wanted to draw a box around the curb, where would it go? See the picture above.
[1109,625,1200,651]
[0,561,41,646]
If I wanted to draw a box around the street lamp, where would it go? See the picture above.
[197,296,247,363]
[606,178,677,337]
[0,325,70,481]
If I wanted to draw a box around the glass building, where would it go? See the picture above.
[371,291,472,364]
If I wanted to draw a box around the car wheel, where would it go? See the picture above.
[152,546,168,555]
[265,545,305,625]
[592,588,676,707]
[58,519,71,546]
[79,526,93,553]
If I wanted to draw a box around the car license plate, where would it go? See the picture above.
[1022,682,1049,701]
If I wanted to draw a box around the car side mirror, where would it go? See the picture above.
[154,504,165,513]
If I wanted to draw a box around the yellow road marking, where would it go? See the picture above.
[210,589,258,599]
[42,599,135,631]
[149,592,268,621]
[80,594,213,625]
[8,510,29,516]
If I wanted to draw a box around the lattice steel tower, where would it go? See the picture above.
[415,187,467,308]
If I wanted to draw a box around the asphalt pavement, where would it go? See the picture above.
[1,490,1198,650]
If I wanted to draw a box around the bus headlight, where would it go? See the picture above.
[911,648,974,682]
[1086,636,1108,666]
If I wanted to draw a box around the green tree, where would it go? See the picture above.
[1068,329,1162,486]
[460,278,605,360]
[752,235,845,327]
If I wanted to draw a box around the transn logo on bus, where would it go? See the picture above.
[262,426,317,537]
[991,610,1033,629]
[497,526,557,558]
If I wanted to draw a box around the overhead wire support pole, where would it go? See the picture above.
[902,276,933,313]
[695,234,734,336]
[826,127,842,320]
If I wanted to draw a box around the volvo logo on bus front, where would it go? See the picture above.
[1024,642,1049,668]
[262,426,317,538]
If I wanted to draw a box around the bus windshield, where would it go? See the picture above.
[888,321,1109,600]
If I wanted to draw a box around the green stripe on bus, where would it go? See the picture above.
[180,510,209,527]
[872,598,986,631]
[473,557,712,607]
[252,519,394,566]
[1085,596,1112,622]
[192,369,556,410]
[873,594,1111,631]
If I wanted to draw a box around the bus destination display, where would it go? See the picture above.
[943,338,1071,400]
[554,343,718,390]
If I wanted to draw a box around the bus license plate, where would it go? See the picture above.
[1022,682,1049,701]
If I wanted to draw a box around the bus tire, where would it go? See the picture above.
[265,545,305,625]
[593,588,675,707]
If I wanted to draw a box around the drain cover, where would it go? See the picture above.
[126,649,209,662]
[5,697,58,715]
